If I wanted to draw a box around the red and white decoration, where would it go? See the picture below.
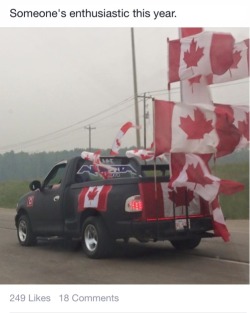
[110,122,138,155]
[78,185,112,211]
[168,31,235,83]
[207,38,249,84]
[126,149,155,160]
[154,100,249,157]
[169,153,244,202]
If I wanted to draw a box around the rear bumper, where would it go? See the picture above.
[115,217,214,240]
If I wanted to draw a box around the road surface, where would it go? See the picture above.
[0,207,248,284]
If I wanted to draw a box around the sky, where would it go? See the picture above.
[0,27,249,153]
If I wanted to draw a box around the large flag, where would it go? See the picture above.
[206,38,249,84]
[169,153,244,202]
[169,153,243,242]
[154,99,249,157]
[168,31,235,83]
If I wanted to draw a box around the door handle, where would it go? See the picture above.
[53,195,60,202]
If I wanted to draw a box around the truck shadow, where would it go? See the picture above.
[35,237,189,260]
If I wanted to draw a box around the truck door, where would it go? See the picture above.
[31,162,67,234]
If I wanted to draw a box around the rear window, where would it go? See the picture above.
[75,157,169,182]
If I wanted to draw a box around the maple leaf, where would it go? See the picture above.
[238,112,249,140]
[87,187,99,201]
[183,38,204,68]
[179,108,213,139]
[186,163,214,187]
[168,187,194,207]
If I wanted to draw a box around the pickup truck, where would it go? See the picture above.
[15,155,214,258]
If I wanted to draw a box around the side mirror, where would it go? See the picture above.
[29,180,41,191]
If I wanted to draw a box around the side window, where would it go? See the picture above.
[43,164,67,189]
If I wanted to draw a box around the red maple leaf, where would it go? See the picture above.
[168,187,194,207]
[179,108,213,139]
[186,163,214,187]
[238,112,249,140]
[183,38,204,68]
[87,187,99,200]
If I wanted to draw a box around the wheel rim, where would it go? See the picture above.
[84,224,98,252]
[18,220,27,242]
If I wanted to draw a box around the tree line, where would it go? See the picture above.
[0,148,248,182]
[0,148,134,182]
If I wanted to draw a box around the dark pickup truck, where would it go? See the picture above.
[15,155,214,258]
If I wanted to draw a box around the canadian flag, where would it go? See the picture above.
[215,104,249,157]
[168,31,235,83]
[81,150,100,162]
[169,153,244,202]
[211,197,230,242]
[169,153,242,241]
[110,122,136,155]
[78,185,112,211]
[154,100,249,157]
[207,38,249,84]
[162,184,203,217]
[126,149,155,160]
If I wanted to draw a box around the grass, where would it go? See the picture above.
[211,162,249,219]
[0,162,248,219]
[0,181,30,208]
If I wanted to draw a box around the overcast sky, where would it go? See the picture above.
[0,27,249,153]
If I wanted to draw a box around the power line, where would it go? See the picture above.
[0,79,248,152]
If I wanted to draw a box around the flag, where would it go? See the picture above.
[81,150,101,163]
[168,31,235,83]
[206,38,249,84]
[163,185,203,217]
[81,150,116,178]
[78,185,112,211]
[126,149,155,160]
[169,153,244,202]
[154,100,218,155]
[110,122,137,155]
[154,100,249,157]
[211,198,230,242]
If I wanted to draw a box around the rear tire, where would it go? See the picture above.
[82,217,114,259]
[170,237,201,250]
[17,215,36,246]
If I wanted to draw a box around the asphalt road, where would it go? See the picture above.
[0,208,249,284]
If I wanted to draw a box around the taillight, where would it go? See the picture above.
[125,195,143,212]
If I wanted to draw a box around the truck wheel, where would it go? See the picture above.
[82,217,113,259]
[17,215,37,246]
[170,237,201,250]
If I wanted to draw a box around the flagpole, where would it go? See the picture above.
[131,28,141,148]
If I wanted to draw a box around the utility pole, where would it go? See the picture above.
[84,125,96,151]
[143,93,149,149]
[131,28,141,148]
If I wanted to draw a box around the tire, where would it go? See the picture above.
[17,215,37,246]
[82,216,114,259]
[170,237,201,250]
